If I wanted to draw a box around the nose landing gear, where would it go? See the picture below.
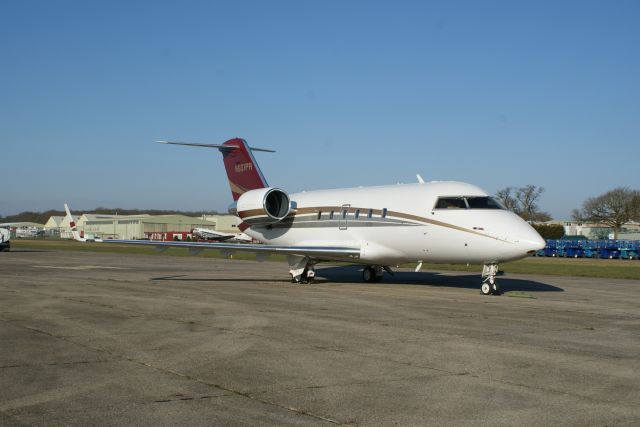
[481,264,501,295]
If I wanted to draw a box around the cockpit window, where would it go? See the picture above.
[435,197,467,209]
[465,197,504,209]
[434,196,505,210]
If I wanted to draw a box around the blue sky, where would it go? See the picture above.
[2,0,638,218]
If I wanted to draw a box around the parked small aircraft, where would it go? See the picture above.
[66,138,545,295]
[192,227,252,243]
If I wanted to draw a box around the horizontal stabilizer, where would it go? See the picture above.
[156,141,275,153]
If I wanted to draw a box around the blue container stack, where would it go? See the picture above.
[537,240,639,260]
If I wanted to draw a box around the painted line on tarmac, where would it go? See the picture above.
[32,265,125,270]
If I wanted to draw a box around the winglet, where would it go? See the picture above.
[416,174,425,184]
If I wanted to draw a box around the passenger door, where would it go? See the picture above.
[339,204,350,230]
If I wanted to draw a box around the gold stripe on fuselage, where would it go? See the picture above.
[237,205,508,242]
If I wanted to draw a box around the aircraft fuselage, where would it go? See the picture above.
[243,181,544,265]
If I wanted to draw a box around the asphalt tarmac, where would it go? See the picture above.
[1,249,639,426]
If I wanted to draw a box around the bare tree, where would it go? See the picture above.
[495,185,550,222]
[570,208,584,221]
[573,187,640,238]
[515,185,545,221]
[495,187,519,212]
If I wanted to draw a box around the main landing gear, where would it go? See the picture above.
[288,255,316,284]
[362,265,384,283]
[481,264,501,296]
[291,268,315,284]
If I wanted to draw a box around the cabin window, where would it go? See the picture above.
[355,209,360,219]
[329,210,335,219]
[465,197,504,209]
[367,209,373,218]
[341,209,347,219]
[317,211,322,220]
[434,197,467,209]
[382,208,387,218]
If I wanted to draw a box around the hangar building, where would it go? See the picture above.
[78,214,217,240]
[202,214,241,232]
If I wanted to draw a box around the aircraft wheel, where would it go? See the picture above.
[481,282,492,295]
[306,270,315,284]
[291,274,307,284]
[362,266,374,283]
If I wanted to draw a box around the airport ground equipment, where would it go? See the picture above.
[540,239,640,260]
[561,240,585,258]
[541,240,560,257]
[620,241,639,260]
[0,228,10,252]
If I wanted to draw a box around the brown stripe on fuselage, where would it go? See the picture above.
[239,204,507,242]
[238,208,266,219]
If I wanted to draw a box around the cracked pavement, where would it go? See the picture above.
[1,249,639,426]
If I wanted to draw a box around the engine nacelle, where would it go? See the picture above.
[236,187,291,225]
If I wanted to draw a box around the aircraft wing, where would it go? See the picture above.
[64,203,360,260]
[100,239,361,260]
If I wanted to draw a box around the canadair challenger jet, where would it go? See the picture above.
[65,138,545,295]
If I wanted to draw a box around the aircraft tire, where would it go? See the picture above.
[362,267,374,283]
[480,282,492,295]
[306,271,315,284]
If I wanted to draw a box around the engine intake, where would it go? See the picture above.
[236,187,291,225]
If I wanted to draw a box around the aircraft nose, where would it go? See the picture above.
[519,228,546,253]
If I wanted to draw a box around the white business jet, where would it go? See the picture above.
[65,138,545,295]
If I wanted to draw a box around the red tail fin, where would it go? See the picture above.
[220,138,268,200]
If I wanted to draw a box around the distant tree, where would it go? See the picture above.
[573,187,640,239]
[531,223,564,240]
[515,185,546,221]
[495,185,550,222]
[495,187,519,212]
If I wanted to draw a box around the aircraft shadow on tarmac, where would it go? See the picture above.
[317,265,564,293]
[151,265,564,293]
[151,274,287,284]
